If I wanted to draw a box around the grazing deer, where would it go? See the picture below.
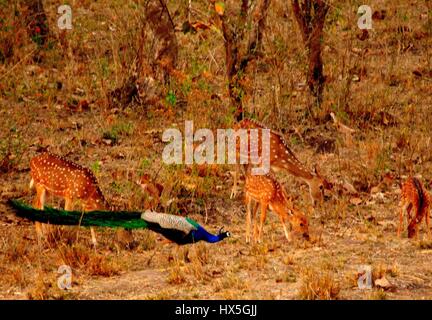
[398,177,431,239]
[244,168,310,243]
[30,152,109,247]
[231,119,331,207]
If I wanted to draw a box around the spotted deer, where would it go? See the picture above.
[30,152,109,247]
[244,168,310,243]
[398,177,431,239]
[231,119,331,206]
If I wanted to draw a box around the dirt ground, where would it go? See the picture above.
[2,144,432,300]
[1,0,432,300]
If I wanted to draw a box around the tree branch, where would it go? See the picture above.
[291,0,329,106]
[215,0,271,120]
[292,0,309,43]
[240,0,271,71]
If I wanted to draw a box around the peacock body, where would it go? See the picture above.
[8,200,230,245]
[141,211,229,244]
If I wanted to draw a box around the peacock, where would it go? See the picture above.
[8,199,230,245]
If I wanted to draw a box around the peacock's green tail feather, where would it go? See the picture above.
[9,199,148,229]
[9,199,230,245]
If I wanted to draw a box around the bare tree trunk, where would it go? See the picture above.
[217,0,271,121]
[145,0,178,83]
[292,0,329,107]
[23,0,49,46]
[108,0,178,108]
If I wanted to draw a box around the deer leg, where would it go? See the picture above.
[33,185,43,209]
[38,187,54,239]
[34,185,46,242]
[257,202,268,243]
[65,197,87,245]
[279,215,291,242]
[230,162,240,199]
[64,197,73,211]
[407,206,420,239]
[426,207,431,239]
[406,205,413,226]
[245,194,252,243]
[398,201,406,237]
[252,202,259,241]
[90,227,97,249]
[80,202,98,249]
[83,201,98,249]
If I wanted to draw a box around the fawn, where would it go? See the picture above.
[231,119,331,206]
[30,152,109,247]
[244,168,310,243]
[398,177,431,239]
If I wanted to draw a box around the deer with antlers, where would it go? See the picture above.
[244,167,310,243]
[30,152,110,247]
[398,177,431,239]
[231,119,331,206]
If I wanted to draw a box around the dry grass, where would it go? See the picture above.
[297,267,341,300]
[368,289,388,300]
[166,265,187,285]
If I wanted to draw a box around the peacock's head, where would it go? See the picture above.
[218,227,231,240]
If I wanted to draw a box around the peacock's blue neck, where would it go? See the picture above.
[193,226,224,243]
